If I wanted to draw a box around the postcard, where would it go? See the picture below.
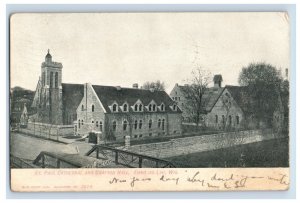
[9,12,290,191]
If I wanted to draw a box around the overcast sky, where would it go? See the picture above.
[10,12,289,93]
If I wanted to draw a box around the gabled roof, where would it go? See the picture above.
[177,85,225,113]
[92,85,181,113]
[62,83,84,115]
[225,85,256,116]
[202,87,225,112]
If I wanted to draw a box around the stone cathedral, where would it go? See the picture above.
[31,50,84,125]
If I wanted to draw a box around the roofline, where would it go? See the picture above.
[89,83,107,113]
[206,87,226,113]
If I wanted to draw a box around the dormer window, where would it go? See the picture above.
[173,104,177,111]
[133,100,143,112]
[153,104,156,111]
[134,104,138,112]
[161,104,165,111]
[148,100,157,112]
[112,104,118,112]
[123,103,128,112]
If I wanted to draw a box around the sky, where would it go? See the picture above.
[10,12,289,93]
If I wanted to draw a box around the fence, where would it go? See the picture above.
[18,121,74,139]
[10,155,37,168]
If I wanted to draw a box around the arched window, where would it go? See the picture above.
[96,121,99,127]
[222,115,225,124]
[149,119,152,129]
[42,72,45,86]
[78,119,80,128]
[134,120,138,130]
[112,121,117,131]
[55,72,58,88]
[153,104,156,111]
[50,72,53,88]
[173,104,177,111]
[236,116,239,125]
[158,119,161,128]
[81,104,84,111]
[161,104,165,111]
[139,104,143,112]
[91,105,95,112]
[139,120,142,129]
[123,104,128,112]
[149,104,152,111]
[123,120,127,131]
[162,119,165,131]
[134,104,138,112]
[91,120,94,124]
[99,121,103,132]
[229,115,232,126]
[112,104,117,112]
[215,115,218,123]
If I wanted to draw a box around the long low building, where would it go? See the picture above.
[76,83,182,141]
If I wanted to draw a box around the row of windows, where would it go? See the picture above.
[78,119,103,131]
[77,119,166,132]
[215,115,240,125]
[112,103,166,113]
[80,103,172,112]
[172,96,181,101]
[112,119,166,132]
[42,71,59,88]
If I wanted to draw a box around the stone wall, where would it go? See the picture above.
[105,112,180,141]
[125,129,279,158]
[76,83,105,136]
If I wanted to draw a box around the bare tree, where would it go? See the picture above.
[182,67,211,126]
[141,80,166,91]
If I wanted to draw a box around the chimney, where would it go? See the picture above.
[132,83,138,89]
[116,86,121,91]
[150,87,155,93]
[213,74,223,88]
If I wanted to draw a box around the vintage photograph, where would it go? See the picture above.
[9,12,290,191]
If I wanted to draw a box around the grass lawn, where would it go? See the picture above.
[167,137,289,168]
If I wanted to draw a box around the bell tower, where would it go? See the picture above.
[39,49,63,124]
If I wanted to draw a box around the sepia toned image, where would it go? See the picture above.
[9,12,290,191]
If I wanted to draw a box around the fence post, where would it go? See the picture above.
[96,147,99,159]
[57,127,59,141]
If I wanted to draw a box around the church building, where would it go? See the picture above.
[31,51,182,140]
